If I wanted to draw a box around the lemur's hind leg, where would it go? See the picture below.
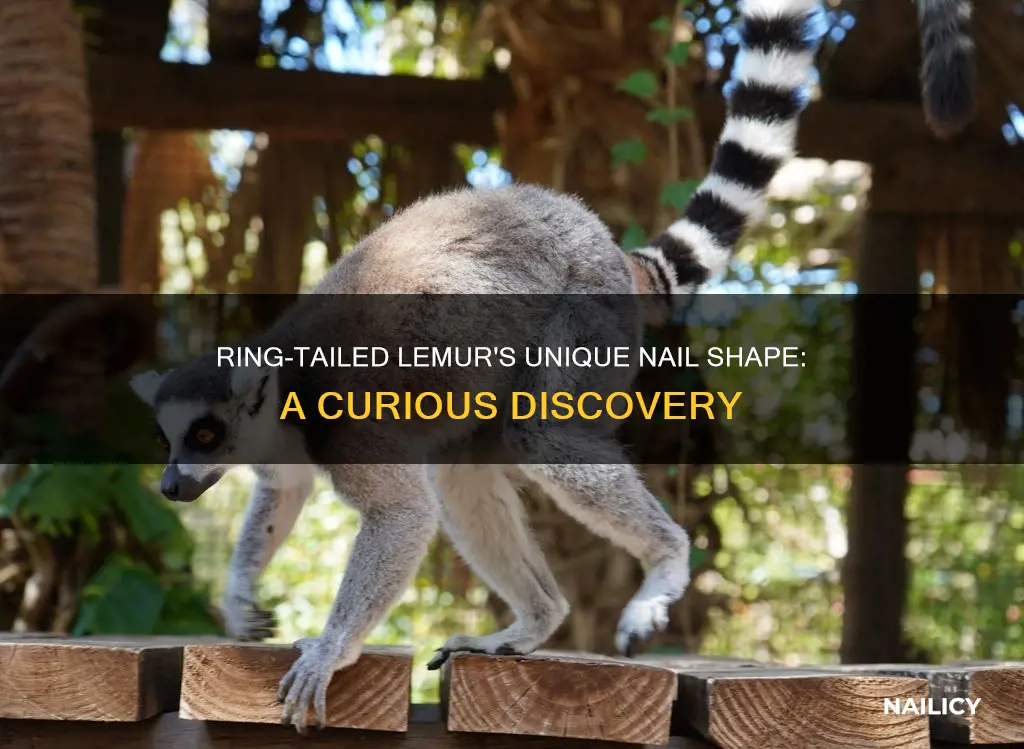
[519,458,690,655]
[426,463,569,670]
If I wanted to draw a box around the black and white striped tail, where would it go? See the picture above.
[918,0,975,139]
[629,0,822,301]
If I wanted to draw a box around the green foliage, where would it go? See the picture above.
[659,179,701,211]
[664,42,692,67]
[620,222,649,251]
[1,464,222,637]
[615,70,660,100]
[649,16,673,33]
[647,107,694,126]
[610,139,648,167]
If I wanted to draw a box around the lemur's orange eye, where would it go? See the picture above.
[195,428,215,445]
[156,434,169,451]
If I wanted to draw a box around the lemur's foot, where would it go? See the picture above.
[277,637,360,733]
[615,595,670,657]
[425,629,544,670]
[220,593,276,641]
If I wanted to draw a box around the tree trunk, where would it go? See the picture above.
[841,209,918,663]
[0,0,99,631]
[0,0,96,292]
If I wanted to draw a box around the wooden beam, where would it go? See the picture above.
[822,662,1024,744]
[0,705,720,749]
[86,54,1024,215]
[0,636,184,721]
[669,665,931,749]
[179,643,412,732]
[87,54,509,145]
[440,651,676,745]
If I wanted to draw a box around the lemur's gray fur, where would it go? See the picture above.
[130,0,822,732]
[917,0,976,138]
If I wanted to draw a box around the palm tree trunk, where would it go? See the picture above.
[0,0,96,292]
[0,0,99,631]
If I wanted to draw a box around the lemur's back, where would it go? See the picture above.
[311,184,635,296]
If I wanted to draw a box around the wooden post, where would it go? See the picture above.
[0,636,185,721]
[667,664,931,749]
[842,211,920,664]
[179,643,413,732]
[441,651,677,745]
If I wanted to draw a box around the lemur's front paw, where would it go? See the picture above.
[425,631,539,670]
[615,596,670,657]
[220,593,276,641]
[277,637,359,733]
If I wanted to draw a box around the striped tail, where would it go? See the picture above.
[918,0,976,139]
[629,0,823,301]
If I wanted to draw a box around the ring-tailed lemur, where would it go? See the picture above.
[130,0,823,732]
[918,0,976,138]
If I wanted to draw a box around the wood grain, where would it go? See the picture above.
[179,643,412,731]
[671,666,931,749]
[441,651,677,745]
[0,636,184,721]
[0,705,718,749]
[87,54,508,146]
[826,662,1024,744]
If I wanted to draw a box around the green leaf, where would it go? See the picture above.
[12,466,113,536]
[649,16,672,33]
[615,70,659,99]
[73,554,165,636]
[646,106,695,126]
[689,545,710,569]
[665,41,691,66]
[659,179,702,211]
[153,587,223,636]
[112,466,183,546]
[610,138,648,167]
[620,222,649,251]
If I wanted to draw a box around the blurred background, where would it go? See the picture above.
[0,0,1022,703]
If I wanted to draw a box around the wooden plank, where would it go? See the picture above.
[821,662,1024,744]
[87,54,509,145]
[179,643,412,732]
[0,705,718,749]
[0,636,185,721]
[441,651,677,745]
[669,666,931,749]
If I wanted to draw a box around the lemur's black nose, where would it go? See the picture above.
[160,473,180,499]
[161,462,182,500]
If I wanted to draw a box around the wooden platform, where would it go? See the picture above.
[0,635,1021,748]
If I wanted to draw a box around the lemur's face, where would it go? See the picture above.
[130,365,274,502]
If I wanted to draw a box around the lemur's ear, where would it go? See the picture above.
[129,370,164,406]
[231,365,275,415]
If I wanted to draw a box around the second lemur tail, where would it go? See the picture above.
[918,0,976,139]
[629,0,823,301]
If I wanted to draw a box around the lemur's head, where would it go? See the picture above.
[130,356,278,502]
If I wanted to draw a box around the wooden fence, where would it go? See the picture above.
[0,635,1021,748]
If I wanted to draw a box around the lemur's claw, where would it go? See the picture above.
[615,597,670,657]
[222,593,278,642]
[425,648,448,671]
[277,638,355,734]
